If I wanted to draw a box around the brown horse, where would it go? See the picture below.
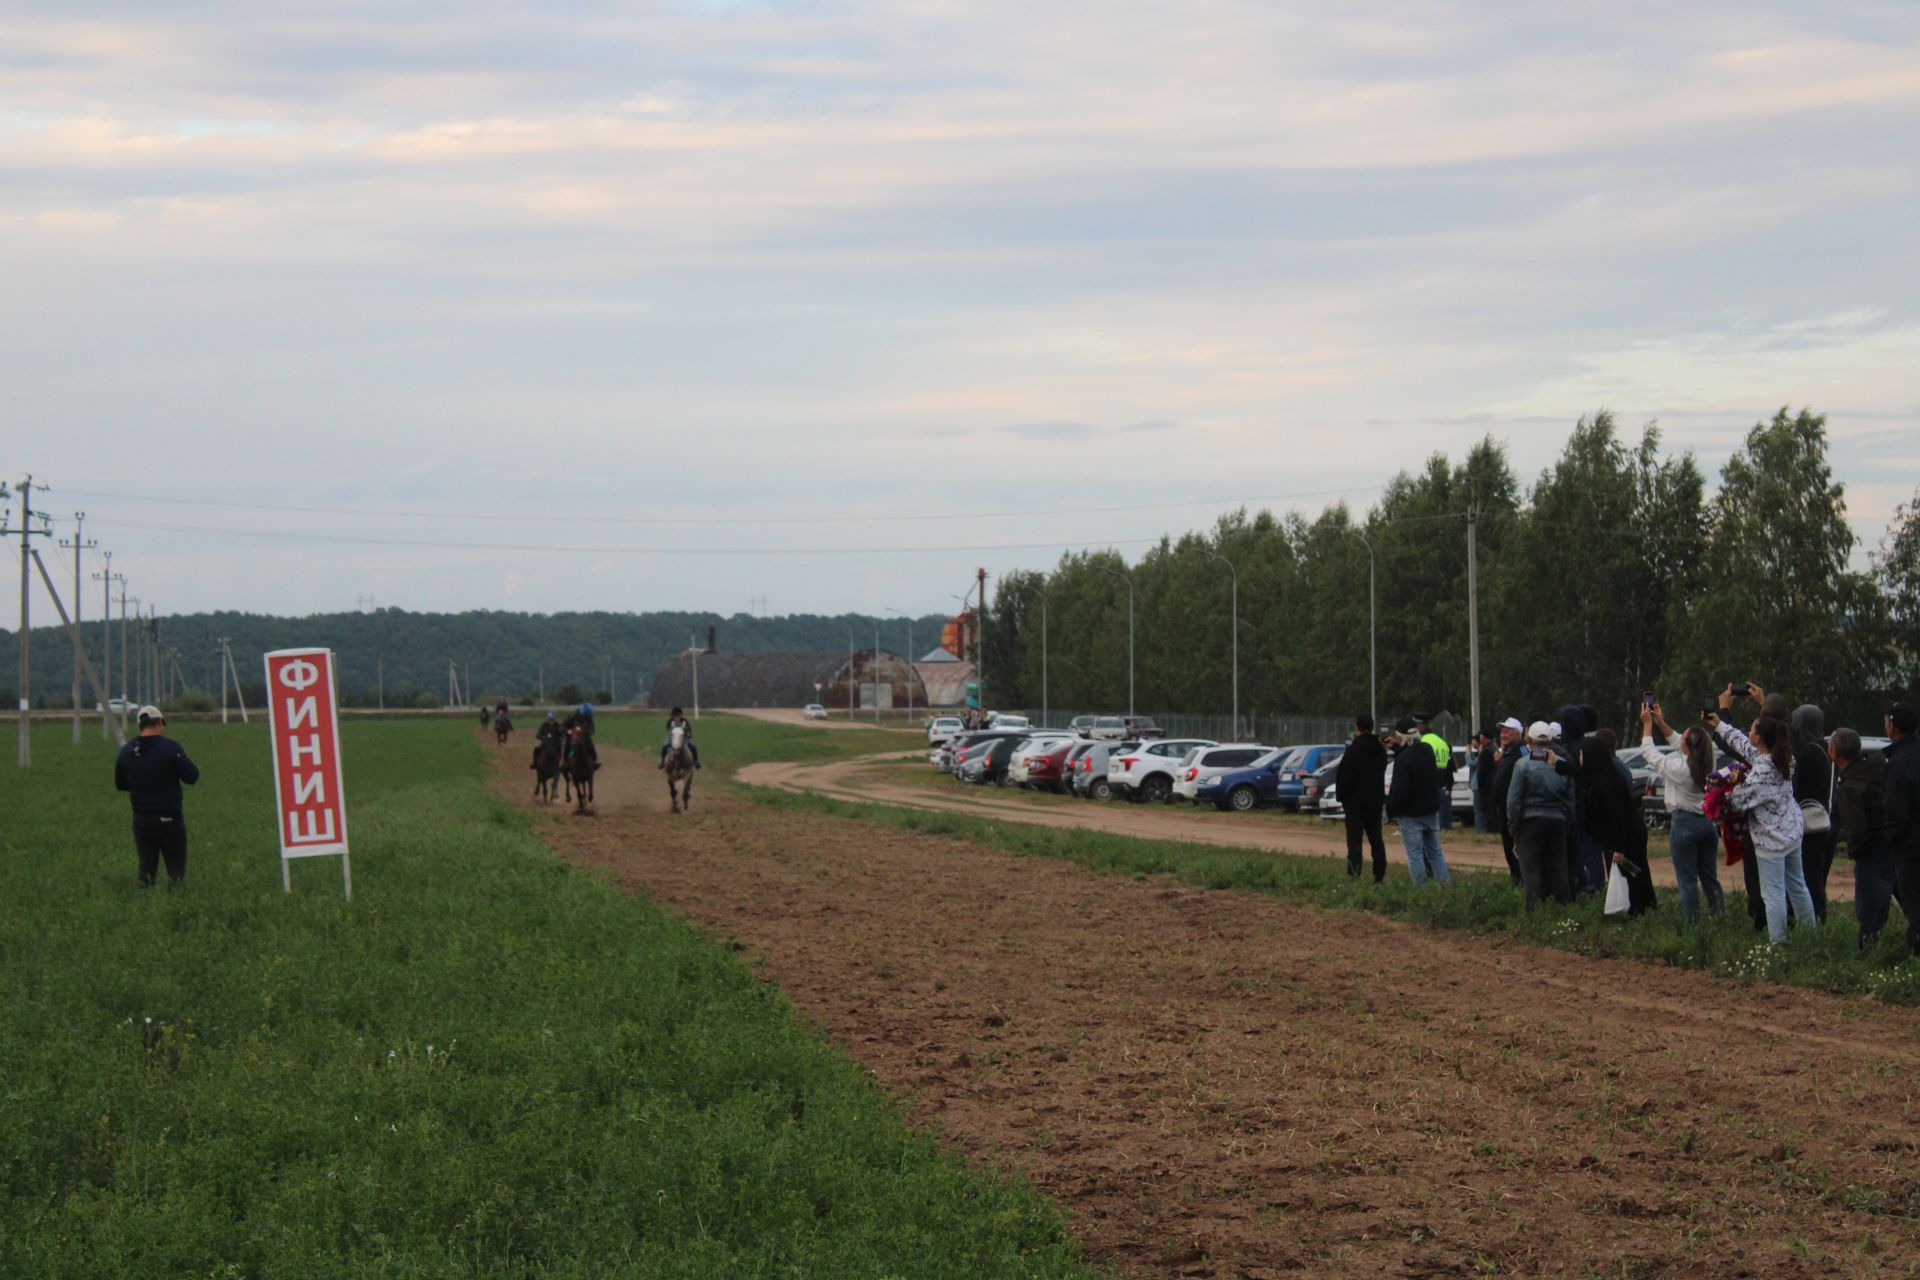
[494,712,512,746]
[532,737,561,804]
[565,726,595,814]
[664,725,695,813]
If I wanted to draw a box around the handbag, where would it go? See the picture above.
[1799,757,1836,836]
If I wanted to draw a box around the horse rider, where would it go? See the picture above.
[571,703,600,769]
[659,707,702,770]
[531,711,562,768]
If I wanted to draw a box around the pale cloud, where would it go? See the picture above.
[1,0,1916,616]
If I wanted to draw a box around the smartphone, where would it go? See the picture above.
[1730,682,1751,697]
[1700,700,1719,720]
[1528,745,1548,762]
[1642,689,1655,708]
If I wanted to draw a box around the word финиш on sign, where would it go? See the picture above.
[264,648,351,897]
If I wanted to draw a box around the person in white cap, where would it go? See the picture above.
[1486,717,1528,883]
[1505,721,1574,910]
[114,705,201,888]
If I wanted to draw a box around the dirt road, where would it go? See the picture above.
[496,741,1920,1276]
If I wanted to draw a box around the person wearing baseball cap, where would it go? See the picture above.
[1486,718,1529,884]
[1883,703,1920,954]
[113,705,201,888]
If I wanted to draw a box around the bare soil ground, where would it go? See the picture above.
[493,741,1920,1277]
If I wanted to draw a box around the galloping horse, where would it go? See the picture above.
[565,725,595,815]
[532,737,561,804]
[479,706,492,727]
[494,712,512,746]
[664,724,695,813]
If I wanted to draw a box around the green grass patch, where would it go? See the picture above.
[0,720,1090,1278]
[593,711,926,769]
[738,782,1920,1007]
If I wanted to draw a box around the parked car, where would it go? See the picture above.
[1107,738,1216,803]
[961,735,1024,786]
[1021,739,1082,792]
[1182,746,1285,808]
[804,703,828,720]
[1300,757,1342,814]
[925,715,964,743]
[945,730,1023,775]
[986,712,1031,730]
[1009,733,1078,787]
[1087,715,1132,741]
[1070,740,1124,799]
[1067,715,1099,736]
[1317,779,1343,821]
[1272,744,1346,810]
[1123,716,1165,740]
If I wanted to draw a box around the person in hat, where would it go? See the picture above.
[1333,712,1389,882]
[1414,714,1455,830]
[531,710,563,769]
[1385,716,1449,887]
[1486,717,1527,883]
[659,706,701,770]
[1505,721,1574,910]
[113,705,201,888]
[1883,702,1920,954]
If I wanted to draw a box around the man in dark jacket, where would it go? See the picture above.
[1791,703,1835,921]
[1333,714,1389,882]
[1386,717,1448,886]
[1487,718,1527,884]
[1883,704,1920,955]
[1830,727,1893,952]
[114,705,201,888]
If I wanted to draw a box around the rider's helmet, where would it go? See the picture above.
[546,711,557,721]
[579,703,594,716]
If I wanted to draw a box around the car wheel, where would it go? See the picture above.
[1142,775,1172,804]
[1228,785,1257,813]
[1090,779,1113,801]
[993,771,1010,788]
[1642,809,1665,832]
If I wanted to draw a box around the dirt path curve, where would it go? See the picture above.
[495,742,1920,1277]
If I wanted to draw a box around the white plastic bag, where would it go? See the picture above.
[1603,862,1632,916]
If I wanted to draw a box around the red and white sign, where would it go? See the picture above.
[264,648,351,896]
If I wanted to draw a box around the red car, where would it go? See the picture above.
[1022,742,1078,792]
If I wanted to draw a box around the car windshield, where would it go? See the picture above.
[1278,747,1310,770]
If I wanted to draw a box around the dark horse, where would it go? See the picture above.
[532,736,561,804]
[494,712,512,746]
[664,724,695,813]
[564,726,595,815]
[478,706,491,727]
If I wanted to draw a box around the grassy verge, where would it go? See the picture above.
[737,782,1920,1007]
[592,711,925,768]
[0,720,1089,1278]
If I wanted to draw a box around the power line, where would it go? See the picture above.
[57,484,1381,528]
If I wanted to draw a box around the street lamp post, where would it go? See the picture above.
[1040,588,1048,728]
[1098,565,1134,718]
[873,621,882,724]
[1344,528,1377,727]
[886,608,914,724]
[843,621,855,719]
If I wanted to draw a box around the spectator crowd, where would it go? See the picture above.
[1332,686,1920,954]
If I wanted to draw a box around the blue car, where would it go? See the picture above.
[1190,747,1290,812]
[1272,743,1346,810]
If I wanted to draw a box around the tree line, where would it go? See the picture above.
[980,408,1918,733]
[0,608,949,710]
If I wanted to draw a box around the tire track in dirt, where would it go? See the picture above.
[499,742,1920,1277]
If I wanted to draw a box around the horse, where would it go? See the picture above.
[532,737,561,804]
[663,724,695,813]
[479,706,492,727]
[565,726,595,815]
[494,712,512,746]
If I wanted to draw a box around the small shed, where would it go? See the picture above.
[646,648,928,711]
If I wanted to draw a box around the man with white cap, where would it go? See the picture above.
[1486,717,1528,883]
[113,705,201,888]
[1505,721,1575,910]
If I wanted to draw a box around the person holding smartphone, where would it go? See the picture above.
[1643,702,1722,922]
[1716,687,1817,945]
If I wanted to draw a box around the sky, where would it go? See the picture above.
[3,0,1918,623]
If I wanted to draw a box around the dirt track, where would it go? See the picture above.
[496,740,1920,1277]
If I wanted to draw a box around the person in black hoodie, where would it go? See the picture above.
[1386,717,1449,886]
[1333,713,1389,882]
[1790,703,1835,922]
[114,705,201,888]
[1579,733,1654,917]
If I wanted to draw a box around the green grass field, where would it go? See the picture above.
[0,717,1089,1279]
[742,782,1920,1006]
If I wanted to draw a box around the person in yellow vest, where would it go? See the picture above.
[1415,714,1455,830]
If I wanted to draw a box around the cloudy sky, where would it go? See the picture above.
[4,0,1917,621]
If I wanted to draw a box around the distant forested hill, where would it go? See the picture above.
[0,608,951,708]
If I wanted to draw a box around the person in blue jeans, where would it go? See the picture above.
[1386,718,1449,886]
[1643,704,1722,922]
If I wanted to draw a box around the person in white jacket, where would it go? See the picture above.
[1714,694,1816,944]
[1643,704,1722,921]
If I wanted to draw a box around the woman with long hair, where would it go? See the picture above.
[1714,688,1816,944]
[1579,731,1656,917]
[1644,703,1723,921]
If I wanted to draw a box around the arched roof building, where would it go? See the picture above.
[645,648,927,711]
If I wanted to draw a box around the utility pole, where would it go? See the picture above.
[7,476,54,766]
[873,620,881,723]
[117,580,130,732]
[976,567,988,716]
[92,550,118,738]
[58,512,95,744]
[1466,478,1482,741]
[377,656,384,711]
[148,606,160,710]
[221,639,250,723]
[217,638,230,722]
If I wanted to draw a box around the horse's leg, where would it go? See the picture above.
[669,773,680,814]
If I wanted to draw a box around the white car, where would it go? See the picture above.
[804,703,828,720]
[986,712,1031,730]
[926,715,964,743]
[1178,745,1284,804]
[1107,738,1217,804]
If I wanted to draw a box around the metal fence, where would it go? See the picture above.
[1011,707,1475,747]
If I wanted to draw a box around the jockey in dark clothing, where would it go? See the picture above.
[564,704,599,768]
[659,708,701,769]
[531,711,563,768]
